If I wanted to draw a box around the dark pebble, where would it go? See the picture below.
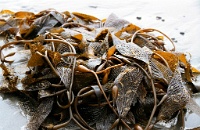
[161,19,165,22]
[171,38,178,43]
[171,38,175,40]
[136,17,142,20]
[156,16,162,20]
[180,32,185,35]
[89,5,98,8]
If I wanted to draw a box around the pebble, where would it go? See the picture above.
[89,5,98,8]
[156,16,165,22]
[156,16,162,20]
[136,17,142,20]
[180,32,185,35]
[171,37,178,43]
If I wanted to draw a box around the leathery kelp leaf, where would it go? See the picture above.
[157,69,190,121]
[72,12,99,22]
[114,66,144,117]
[27,43,45,67]
[154,50,179,72]
[25,97,54,130]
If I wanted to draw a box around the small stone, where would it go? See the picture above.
[136,17,142,20]
[180,32,185,35]
[171,38,178,43]
[89,5,98,8]
[156,16,162,20]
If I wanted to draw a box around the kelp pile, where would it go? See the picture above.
[1,9,200,130]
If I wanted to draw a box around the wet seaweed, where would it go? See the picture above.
[0,9,200,130]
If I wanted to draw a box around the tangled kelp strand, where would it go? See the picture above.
[1,9,200,130]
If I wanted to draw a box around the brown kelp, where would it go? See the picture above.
[1,9,200,130]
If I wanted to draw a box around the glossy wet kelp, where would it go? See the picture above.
[1,9,200,130]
